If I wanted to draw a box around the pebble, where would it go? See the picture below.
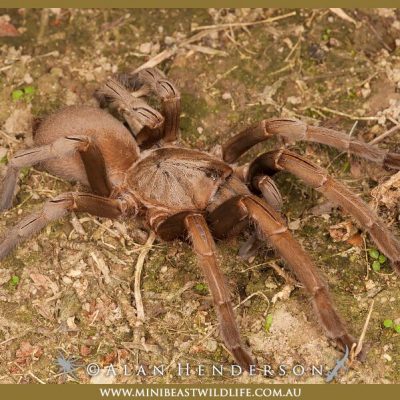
[204,339,218,352]
[139,42,152,54]
[383,353,392,362]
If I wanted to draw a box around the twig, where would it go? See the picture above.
[206,65,238,89]
[267,260,301,287]
[0,330,30,346]
[191,11,297,31]
[37,8,49,44]
[312,106,380,121]
[234,290,270,311]
[350,300,374,363]
[329,8,357,25]
[0,129,19,144]
[184,44,227,57]
[368,123,400,145]
[90,252,111,284]
[134,231,156,321]
[28,371,46,384]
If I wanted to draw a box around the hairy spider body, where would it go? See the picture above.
[1,67,400,370]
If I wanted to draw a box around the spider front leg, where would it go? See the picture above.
[209,196,361,358]
[222,119,400,169]
[95,78,164,146]
[119,68,181,142]
[247,150,400,274]
[0,135,111,211]
[184,213,255,370]
[0,193,125,261]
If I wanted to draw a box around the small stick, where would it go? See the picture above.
[37,8,49,44]
[0,129,19,144]
[28,371,46,384]
[191,11,297,31]
[350,300,374,362]
[134,231,156,321]
[368,123,400,145]
[313,106,380,121]
[233,290,270,311]
[206,65,238,89]
[329,8,357,25]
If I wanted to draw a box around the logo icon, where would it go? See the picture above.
[55,352,81,379]
[326,345,349,382]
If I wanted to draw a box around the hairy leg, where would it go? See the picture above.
[208,195,360,357]
[222,118,400,169]
[118,68,181,142]
[184,213,255,370]
[247,150,400,274]
[0,135,111,211]
[0,193,124,261]
[95,77,164,145]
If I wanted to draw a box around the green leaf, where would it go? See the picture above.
[368,249,379,259]
[194,283,207,294]
[342,160,350,173]
[0,154,8,165]
[23,86,35,95]
[383,319,394,328]
[10,275,20,286]
[264,314,273,333]
[11,89,24,101]
[378,254,387,264]
[394,325,400,334]
[372,261,381,272]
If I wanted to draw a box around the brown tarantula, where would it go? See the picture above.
[1,67,400,369]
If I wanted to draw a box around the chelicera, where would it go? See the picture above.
[1,67,399,369]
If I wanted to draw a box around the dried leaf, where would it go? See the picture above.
[0,17,20,37]
[329,221,358,242]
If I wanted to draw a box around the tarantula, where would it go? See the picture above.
[1,67,400,369]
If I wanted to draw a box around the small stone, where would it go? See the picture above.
[164,36,175,45]
[287,96,302,105]
[62,276,73,285]
[204,339,218,352]
[383,353,392,362]
[139,42,152,54]
[50,67,63,78]
[197,127,204,134]
[23,73,33,84]
[222,92,232,100]
[288,219,301,230]
[160,266,168,273]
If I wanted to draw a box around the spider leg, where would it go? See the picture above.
[118,68,181,143]
[247,149,400,274]
[233,167,282,259]
[0,135,112,211]
[184,213,255,370]
[208,195,361,358]
[222,119,400,169]
[95,78,164,146]
[0,193,125,261]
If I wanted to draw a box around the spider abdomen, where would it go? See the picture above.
[33,106,139,187]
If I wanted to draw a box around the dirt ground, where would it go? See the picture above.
[0,8,399,384]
